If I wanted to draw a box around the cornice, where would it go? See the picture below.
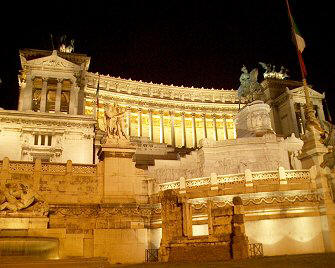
[85,72,242,105]
[85,89,240,114]
[0,110,96,128]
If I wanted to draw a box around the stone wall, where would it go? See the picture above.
[246,216,325,255]
[0,110,95,164]
[148,134,293,185]
[0,157,151,264]
[0,158,102,204]
[158,190,248,262]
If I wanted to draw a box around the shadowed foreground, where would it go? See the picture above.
[117,253,335,268]
[2,254,335,268]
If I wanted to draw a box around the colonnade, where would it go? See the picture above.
[21,76,78,114]
[125,108,236,148]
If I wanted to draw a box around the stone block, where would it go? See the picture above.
[212,207,233,217]
[233,214,245,223]
[213,216,231,225]
[233,224,245,235]
[213,224,232,234]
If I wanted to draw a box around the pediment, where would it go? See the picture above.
[22,50,79,70]
[289,86,325,99]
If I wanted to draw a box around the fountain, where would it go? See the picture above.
[0,236,59,259]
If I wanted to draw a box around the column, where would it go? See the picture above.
[300,103,306,134]
[148,109,153,141]
[55,79,62,113]
[160,110,165,143]
[69,80,79,115]
[21,74,33,111]
[127,107,131,137]
[289,97,299,137]
[212,114,218,141]
[223,116,228,140]
[40,78,48,112]
[181,112,186,147]
[317,104,326,121]
[138,109,142,137]
[170,111,175,147]
[192,113,197,148]
[202,113,207,138]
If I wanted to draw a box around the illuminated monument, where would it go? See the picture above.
[0,45,334,264]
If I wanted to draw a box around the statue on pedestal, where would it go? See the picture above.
[238,65,263,103]
[103,103,128,141]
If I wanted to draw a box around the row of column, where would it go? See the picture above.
[21,75,78,114]
[126,109,234,147]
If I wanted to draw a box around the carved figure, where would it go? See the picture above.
[0,182,37,212]
[59,35,74,53]
[238,65,263,102]
[290,151,302,170]
[259,62,289,79]
[320,119,335,147]
[104,103,128,140]
[321,146,335,170]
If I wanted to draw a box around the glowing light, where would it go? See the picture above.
[192,224,209,236]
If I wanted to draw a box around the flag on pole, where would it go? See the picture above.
[285,0,307,78]
[292,19,305,52]
[96,75,100,120]
[292,17,307,77]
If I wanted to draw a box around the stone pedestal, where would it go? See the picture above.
[98,138,148,203]
[99,139,136,203]
[236,100,274,138]
[231,196,249,259]
[299,126,335,252]
[299,126,328,169]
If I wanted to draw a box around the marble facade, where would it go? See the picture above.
[0,47,335,264]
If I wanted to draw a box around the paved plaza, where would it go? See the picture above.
[1,253,335,268]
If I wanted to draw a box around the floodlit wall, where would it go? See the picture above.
[245,216,325,256]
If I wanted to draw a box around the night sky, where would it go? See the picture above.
[0,1,334,119]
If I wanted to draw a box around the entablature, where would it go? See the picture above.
[85,88,239,115]
[0,110,96,130]
[85,72,242,105]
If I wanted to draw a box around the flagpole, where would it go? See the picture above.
[285,0,321,131]
[93,75,100,164]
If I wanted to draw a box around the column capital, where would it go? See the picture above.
[169,110,175,116]
[159,110,165,115]
[42,77,48,83]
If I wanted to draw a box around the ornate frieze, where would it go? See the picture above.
[85,73,242,115]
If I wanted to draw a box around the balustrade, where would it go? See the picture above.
[158,167,313,193]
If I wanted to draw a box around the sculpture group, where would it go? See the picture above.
[237,65,263,103]
[1,182,38,212]
[103,103,128,140]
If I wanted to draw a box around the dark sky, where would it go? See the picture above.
[0,1,334,119]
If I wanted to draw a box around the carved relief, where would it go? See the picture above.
[102,103,128,140]
[0,181,48,216]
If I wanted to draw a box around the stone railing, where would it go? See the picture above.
[86,73,240,104]
[0,157,101,204]
[158,166,317,193]
[0,159,97,175]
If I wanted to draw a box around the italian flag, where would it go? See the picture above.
[292,17,307,77]
[293,19,305,52]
